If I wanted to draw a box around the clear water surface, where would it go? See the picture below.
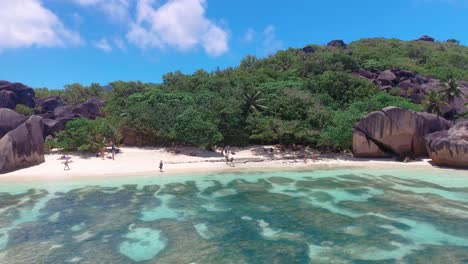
[1,167,468,263]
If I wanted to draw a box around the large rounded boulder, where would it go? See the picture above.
[0,108,26,138]
[53,105,80,126]
[42,118,65,137]
[36,96,63,113]
[353,107,452,158]
[72,97,104,119]
[0,90,18,109]
[425,121,468,168]
[0,81,35,109]
[0,116,45,173]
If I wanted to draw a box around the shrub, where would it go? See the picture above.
[15,104,35,116]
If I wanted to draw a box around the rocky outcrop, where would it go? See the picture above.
[355,69,468,117]
[327,40,347,48]
[353,107,452,158]
[50,97,103,125]
[72,97,104,119]
[0,108,26,138]
[0,90,18,109]
[0,81,35,109]
[417,35,435,42]
[42,118,65,137]
[425,121,468,168]
[0,116,45,173]
[36,96,63,113]
[53,105,80,126]
[302,46,315,54]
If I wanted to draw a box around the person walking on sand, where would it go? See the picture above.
[159,160,163,172]
[63,159,71,171]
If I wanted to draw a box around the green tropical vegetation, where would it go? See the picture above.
[35,38,468,152]
[15,104,35,116]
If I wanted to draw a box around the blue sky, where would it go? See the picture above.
[0,0,467,89]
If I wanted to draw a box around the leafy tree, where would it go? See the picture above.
[174,108,223,148]
[441,79,464,118]
[423,91,448,116]
[308,71,378,106]
[242,89,268,116]
[56,118,118,152]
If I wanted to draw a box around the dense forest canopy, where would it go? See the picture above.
[36,38,468,151]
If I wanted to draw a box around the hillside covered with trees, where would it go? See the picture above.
[33,37,468,152]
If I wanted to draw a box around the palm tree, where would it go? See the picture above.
[242,89,268,113]
[441,79,464,118]
[423,91,448,116]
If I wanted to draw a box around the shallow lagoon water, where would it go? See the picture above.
[0,167,468,263]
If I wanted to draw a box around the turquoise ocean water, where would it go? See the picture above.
[1,167,468,263]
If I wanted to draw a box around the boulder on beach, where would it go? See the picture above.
[425,121,468,168]
[353,107,452,158]
[0,108,26,138]
[0,116,45,173]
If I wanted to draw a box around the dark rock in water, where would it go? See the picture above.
[72,97,104,120]
[0,115,45,173]
[302,45,315,54]
[327,40,347,48]
[417,35,435,42]
[35,96,63,113]
[0,81,35,108]
[42,118,65,137]
[0,108,26,138]
[425,121,468,168]
[0,90,18,109]
[353,107,452,158]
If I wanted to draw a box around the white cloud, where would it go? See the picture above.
[94,38,112,52]
[127,0,229,56]
[263,25,282,55]
[113,37,128,51]
[0,0,83,51]
[242,28,255,43]
[73,0,131,22]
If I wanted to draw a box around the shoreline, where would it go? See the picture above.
[0,146,459,183]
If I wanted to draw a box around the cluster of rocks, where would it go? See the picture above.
[355,68,468,117]
[0,81,104,173]
[353,107,467,168]
[36,96,104,137]
[0,81,36,109]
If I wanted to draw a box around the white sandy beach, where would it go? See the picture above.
[0,146,442,182]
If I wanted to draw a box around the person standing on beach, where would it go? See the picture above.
[159,160,163,172]
[111,142,115,160]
